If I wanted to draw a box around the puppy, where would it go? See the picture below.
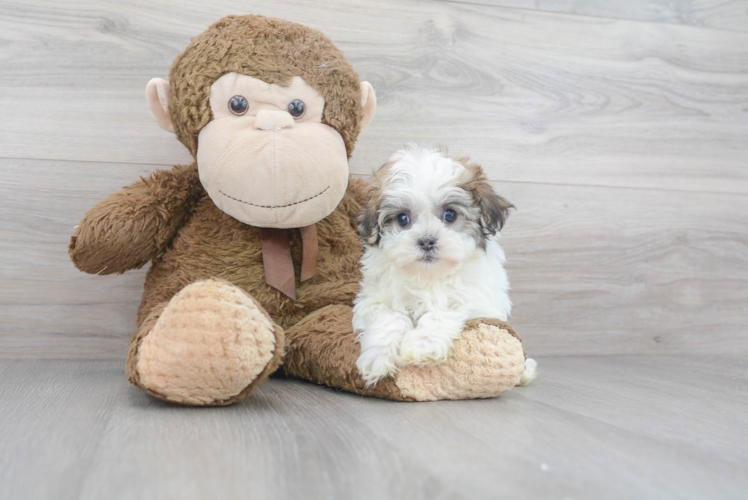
[353,145,537,386]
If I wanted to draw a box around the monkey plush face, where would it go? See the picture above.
[195,73,350,228]
[144,15,376,229]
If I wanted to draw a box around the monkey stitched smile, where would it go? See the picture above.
[218,186,331,209]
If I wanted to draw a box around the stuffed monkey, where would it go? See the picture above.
[69,15,527,405]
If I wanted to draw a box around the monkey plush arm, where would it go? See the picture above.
[69,163,203,275]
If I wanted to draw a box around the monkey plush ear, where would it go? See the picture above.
[359,81,377,131]
[145,78,175,133]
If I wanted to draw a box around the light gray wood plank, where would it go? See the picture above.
[0,0,746,193]
[521,355,748,465]
[79,374,465,500]
[0,159,154,358]
[328,356,748,499]
[1,357,746,500]
[0,360,126,500]
[501,181,748,355]
[1,158,746,358]
[440,0,748,33]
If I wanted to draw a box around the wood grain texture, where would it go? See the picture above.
[0,360,125,500]
[502,181,748,355]
[1,357,747,500]
[0,0,746,192]
[440,0,748,33]
[2,158,746,358]
[0,159,155,359]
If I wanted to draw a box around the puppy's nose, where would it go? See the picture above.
[417,236,436,251]
[254,110,295,131]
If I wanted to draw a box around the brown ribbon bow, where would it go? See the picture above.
[260,224,318,301]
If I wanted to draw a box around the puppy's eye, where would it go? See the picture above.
[397,213,410,227]
[287,99,305,118]
[443,209,457,223]
[229,95,249,115]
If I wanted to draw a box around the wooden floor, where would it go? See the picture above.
[1,356,746,500]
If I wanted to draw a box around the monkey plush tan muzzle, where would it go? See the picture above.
[197,114,349,229]
[196,73,350,229]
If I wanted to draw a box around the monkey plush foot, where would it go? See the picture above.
[392,319,526,401]
[127,278,285,405]
[284,307,528,401]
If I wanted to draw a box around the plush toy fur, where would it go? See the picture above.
[69,15,528,405]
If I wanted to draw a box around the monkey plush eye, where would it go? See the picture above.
[443,209,457,223]
[287,99,305,118]
[397,213,410,227]
[229,95,249,115]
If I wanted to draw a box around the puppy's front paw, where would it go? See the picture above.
[357,346,400,386]
[399,330,453,366]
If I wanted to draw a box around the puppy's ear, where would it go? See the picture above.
[357,180,383,246]
[462,161,514,235]
[357,159,398,246]
[476,182,513,234]
[357,197,380,246]
[357,161,395,246]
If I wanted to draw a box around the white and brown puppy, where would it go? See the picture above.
[353,146,537,386]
